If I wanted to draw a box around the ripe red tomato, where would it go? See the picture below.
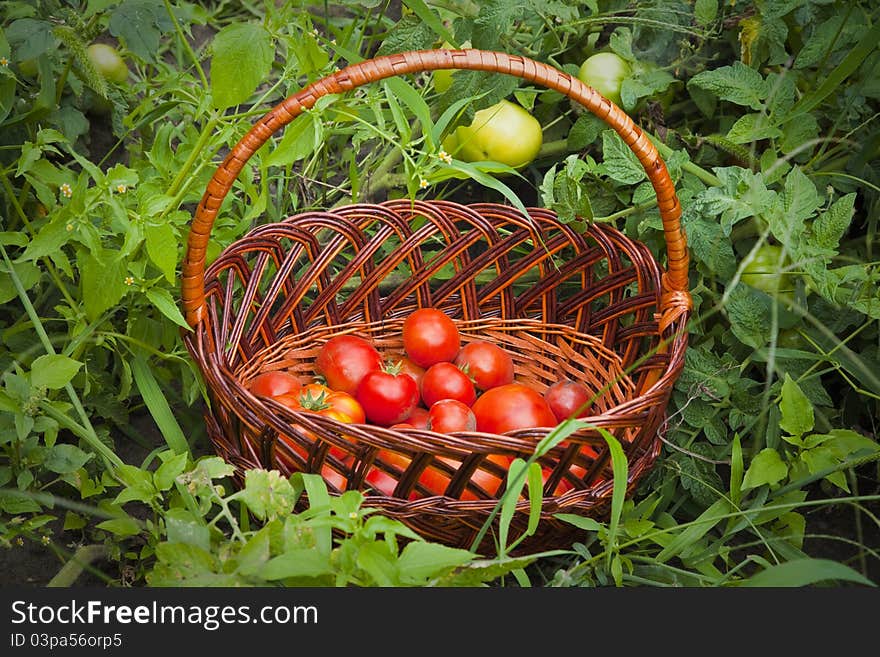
[249,371,301,398]
[471,383,558,434]
[420,362,476,407]
[356,367,420,426]
[402,308,461,368]
[387,354,426,390]
[274,386,365,424]
[403,406,430,429]
[453,341,514,391]
[544,379,592,422]
[426,399,477,433]
[315,335,383,394]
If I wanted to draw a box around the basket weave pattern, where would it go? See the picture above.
[181,50,692,552]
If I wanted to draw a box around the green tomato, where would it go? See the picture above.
[86,43,129,84]
[577,52,632,108]
[442,99,543,169]
[741,245,796,296]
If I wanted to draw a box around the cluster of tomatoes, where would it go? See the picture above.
[246,308,596,499]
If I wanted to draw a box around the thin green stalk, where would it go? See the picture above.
[162,0,209,89]
[0,173,78,309]
[0,243,122,471]
[161,114,220,216]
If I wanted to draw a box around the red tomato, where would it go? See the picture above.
[402,308,461,368]
[426,399,477,433]
[249,371,301,398]
[471,383,558,434]
[420,362,477,407]
[356,367,420,426]
[387,354,426,390]
[403,406,430,429]
[453,341,514,391]
[274,387,364,424]
[544,379,592,422]
[315,335,383,394]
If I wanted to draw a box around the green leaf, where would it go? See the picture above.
[21,218,74,262]
[43,444,93,474]
[113,463,159,505]
[725,285,772,349]
[0,260,41,305]
[812,193,855,252]
[555,513,603,533]
[779,374,814,438]
[96,516,142,538]
[264,112,322,168]
[681,210,736,279]
[260,549,333,581]
[688,62,768,110]
[598,130,646,185]
[239,469,297,521]
[81,249,128,322]
[210,23,274,110]
[740,558,875,587]
[0,489,42,514]
[5,19,54,60]
[356,541,399,586]
[401,0,456,46]
[145,287,190,330]
[164,508,210,552]
[236,529,271,577]
[30,354,83,390]
[144,222,177,284]
[131,356,189,455]
[741,448,788,490]
[567,114,604,151]
[619,68,675,111]
[153,451,189,491]
[694,0,718,25]
[656,497,730,563]
[726,113,782,144]
[109,0,173,63]
[397,542,476,585]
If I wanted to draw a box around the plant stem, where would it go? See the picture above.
[0,243,122,471]
[159,114,220,221]
[162,0,209,89]
[47,545,108,587]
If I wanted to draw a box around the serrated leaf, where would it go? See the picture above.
[81,249,128,322]
[30,354,83,390]
[567,113,604,150]
[153,451,189,491]
[742,448,788,490]
[726,113,783,144]
[0,260,41,305]
[109,0,173,63]
[43,444,92,474]
[688,62,768,110]
[812,193,855,252]
[210,23,274,110]
[240,469,297,521]
[695,0,718,25]
[681,210,736,279]
[21,218,74,262]
[725,285,773,349]
[598,130,645,185]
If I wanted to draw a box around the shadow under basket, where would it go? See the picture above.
[180,49,692,555]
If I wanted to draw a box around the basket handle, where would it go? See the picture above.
[182,49,691,329]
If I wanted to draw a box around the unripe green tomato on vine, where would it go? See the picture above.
[86,43,129,84]
[577,52,632,108]
[741,245,796,297]
[442,99,543,169]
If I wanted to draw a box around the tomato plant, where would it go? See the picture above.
[544,380,592,422]
[471,383,558,434]
[454,340,515,391]
[426,399,476,433]
[315,335,383,394]
[356,366,420,426]
[86,43,129,84]
[402,308,461,368]
[577,52,632,107]
[442,99,543,169]
[740,245,796,297]
[420,362,476,407]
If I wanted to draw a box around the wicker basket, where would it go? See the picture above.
[180,49,692,554]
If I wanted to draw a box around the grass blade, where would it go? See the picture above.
[740,558,876,587]
[131,355,189,455]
